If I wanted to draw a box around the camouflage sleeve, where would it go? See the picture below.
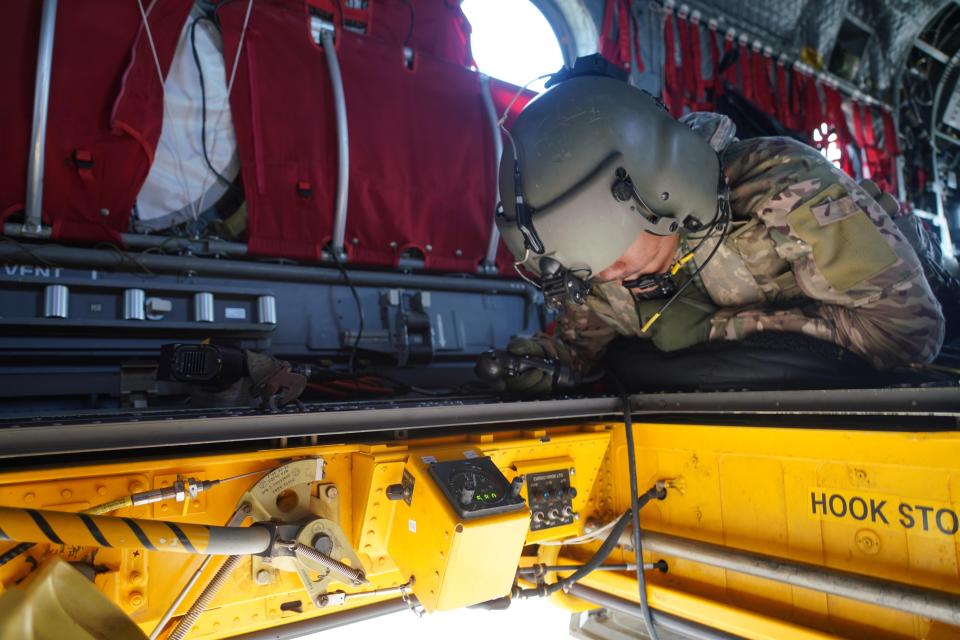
[531,293,621,373]
[712,138,945,370]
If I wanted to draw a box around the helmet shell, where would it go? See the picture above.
[497,75,720,275]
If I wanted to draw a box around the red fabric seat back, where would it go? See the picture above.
[0,1,192,243]
[220,0,336,261]
[338,30,493,271]
[307,0,475,67]
[225,0,528,272]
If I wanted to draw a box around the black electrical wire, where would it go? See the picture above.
[328,250,364,373]
[190,16,240,196]
[640,206,730,329]
[610,372,662,640]
[622,197,723,291]
[516,510,632,598]
[515,482,665,600]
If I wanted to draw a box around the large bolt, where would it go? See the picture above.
[128,591,144,607]
[325,485,339,499]
[255,569,273,585]
[312,534,334,556]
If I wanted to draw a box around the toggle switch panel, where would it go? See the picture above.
[525,468,577,531]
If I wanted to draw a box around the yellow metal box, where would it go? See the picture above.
[386,454,529,611]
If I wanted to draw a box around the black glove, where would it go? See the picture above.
[475,338,593,395]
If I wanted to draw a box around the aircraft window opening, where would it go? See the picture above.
[462,0,564,93]
[812,121,843,169]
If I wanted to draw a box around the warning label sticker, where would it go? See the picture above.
[809,488,960,536]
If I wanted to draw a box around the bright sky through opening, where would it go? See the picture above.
[462,0,565,93]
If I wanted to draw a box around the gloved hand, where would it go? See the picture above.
[474,338,568,396]
[501,337,556,395]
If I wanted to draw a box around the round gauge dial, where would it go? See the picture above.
[450,464,503,505]
[427,457,525,518]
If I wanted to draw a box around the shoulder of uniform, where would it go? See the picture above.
[723,136,819,163]
[724,136,836,188]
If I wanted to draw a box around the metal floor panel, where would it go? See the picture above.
[0,387,956,459]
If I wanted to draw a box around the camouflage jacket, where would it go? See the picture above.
[535,135,945,371]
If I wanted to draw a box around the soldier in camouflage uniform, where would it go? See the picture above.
[495,72,944,394]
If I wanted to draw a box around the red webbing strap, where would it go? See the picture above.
[676,14,695,111]
[775,61,791,127]
[765,54,778,115]
[849,100,866,149]
[599,0,619,66]
[863,106,889,188]
[631,3,645,73]
[722,33,735,78]
[737,39,753,101]
[752,49,775,113]
[689,16,705,109]
[749,45,764,108]
[880,109,900,194]
[717,31,735,96]
[598,0,618,53]
[618,0,632,70]
[822,83,854,175]
[599,0,643,73]
[800,72,823,138]
[862,105,878,147]
[707,24,721,106]
[881,109,900,155]
[662,11,683,117]
[72,150,95,183]
[849,100,873,180]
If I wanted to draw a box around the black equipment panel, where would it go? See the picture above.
[428,457,526,520]
[526,469,577,531]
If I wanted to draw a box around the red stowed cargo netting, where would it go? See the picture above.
[655,6,900,192]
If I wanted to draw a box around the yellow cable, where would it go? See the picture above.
[640,312,662,334]
[83,496,134,516]
[669,252,695,276]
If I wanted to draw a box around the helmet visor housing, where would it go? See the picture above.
[497,75,721,278]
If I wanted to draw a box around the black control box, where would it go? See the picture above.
[428,457,526,520]
[526,469,577,531]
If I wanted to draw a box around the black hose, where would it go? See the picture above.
[516,509,632,598]
[516,481,665,599]
[612,376,662,640]
[190,17,240,195]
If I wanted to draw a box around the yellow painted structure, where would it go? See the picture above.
[387,456,529,611]
[0,422,956,639]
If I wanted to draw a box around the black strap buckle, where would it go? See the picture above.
[622,273,678,300]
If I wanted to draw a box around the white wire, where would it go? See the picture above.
[136,0,165,87]
[538,517,620,546]
[226,0,254,95]
[496,73,552,128]
[496,73,554,163]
